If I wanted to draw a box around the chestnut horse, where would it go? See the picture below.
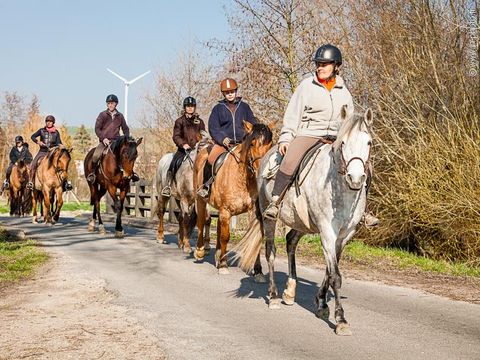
[193,121,273,275]
[84,136,142,238]
[8,160,32,216]
[32,145,72,224]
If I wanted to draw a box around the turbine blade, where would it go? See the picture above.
[107,68,128,83]
[127,70,151,85]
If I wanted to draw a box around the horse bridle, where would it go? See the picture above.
[336,140,372,176]
[226,146,260,176]
[54,149,69,183]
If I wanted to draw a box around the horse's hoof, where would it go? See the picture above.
[194,247,205,261]
[156,235,164,243]
[87,220,95,232]
[162,239,168,244]
[253,273,268,283]
[99,225,106,235]
[114,230,124,238]
[268,298,281,310]
[32,218,38,224]
[183,246,192,254]
[315,306,330,321]
[335,322,352,336]
[282,291,295,306]
[218,267,230,275]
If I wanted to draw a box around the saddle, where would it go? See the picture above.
[263,137,335,196]
[171,152,191,179]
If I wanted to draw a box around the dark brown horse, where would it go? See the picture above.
[32,145,73,224]
[9,160,32,216]
[193,121,273,275]
[84,136,142,238]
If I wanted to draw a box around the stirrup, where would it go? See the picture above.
[26,182,34,190]
[161,186,171,197]
[263,202,279,220]
[86,173,96,183]
[3,180,9,190]
[131,173,140,182]
[63,181,73,191]
[197,186,209,199]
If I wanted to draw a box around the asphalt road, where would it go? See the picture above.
[2,215,479,360]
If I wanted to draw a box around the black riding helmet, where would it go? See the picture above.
[183,96,196,108]
[45,115,56,124]
[313,44,342,65]
[15,135,23,143]
[106,94,119,103]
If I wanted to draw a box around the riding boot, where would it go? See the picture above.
[264,170,292,220]
[197,162,213,199]
[63,180,73,192]
[131,172,140,182]
[161,171,172,197]
[26,171,34,190]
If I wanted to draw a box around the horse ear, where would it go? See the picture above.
[364,108,373,127]
[68,147,73,153]
[136,137,143,146]
[341,105,348,120]
[243,120,253,134]
[267,121,276,131]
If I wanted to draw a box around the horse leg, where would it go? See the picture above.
[216,209,231,275]
[88,184,97,231]
[264,219,280,309]
[252,207,266,283]
[156,195,168,243]
[111,187,126,238]
[193,199,207,261]
[204,209,211,251]
[320,229,351,336]
[314,268,331,320]
[9,188,15,216]
[282,229,304,306]
[42,188,52,224]
[180,201,192,253]
[52,187,63,222]
[32,190,38,223]
[97,187,107,235]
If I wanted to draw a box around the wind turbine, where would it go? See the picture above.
[107,68,151,123]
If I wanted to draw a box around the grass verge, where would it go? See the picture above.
[230,232,480,278]
[0,228,48,285]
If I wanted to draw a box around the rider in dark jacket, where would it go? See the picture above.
[1,135,33,191]
[87,94,139,183]
[161,96,206,197]
[197,78,257,198]
[27,115,72,191]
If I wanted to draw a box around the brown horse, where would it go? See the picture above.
[8,160,32,216]
[84,136,142,238]
[193,121,273,275]
[32,145,73,224]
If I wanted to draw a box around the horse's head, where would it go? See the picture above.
[48,145,73,183]
[333,107,373,190]
[112,136,143,179]
[241,121,274,174]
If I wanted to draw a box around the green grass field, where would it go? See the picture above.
[0,229,48,285]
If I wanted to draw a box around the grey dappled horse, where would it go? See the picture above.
[155,148,211,252]
[233,108,373,336]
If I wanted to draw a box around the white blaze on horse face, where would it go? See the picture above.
[343,131,371,190]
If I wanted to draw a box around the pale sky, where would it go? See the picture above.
[0,0,229,127]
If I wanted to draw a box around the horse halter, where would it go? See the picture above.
[336,140,372,176]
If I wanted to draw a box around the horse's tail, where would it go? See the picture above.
[230,198,264,273]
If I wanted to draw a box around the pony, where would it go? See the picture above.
[32,145,73,224]
[155,144,211,253]
[8,160,32,216]
[194,121,273,275]
[233,108,373,336]
[84,136,143,237]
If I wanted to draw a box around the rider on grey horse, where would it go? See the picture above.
[161,96,206,197]
[263,44,379,227]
